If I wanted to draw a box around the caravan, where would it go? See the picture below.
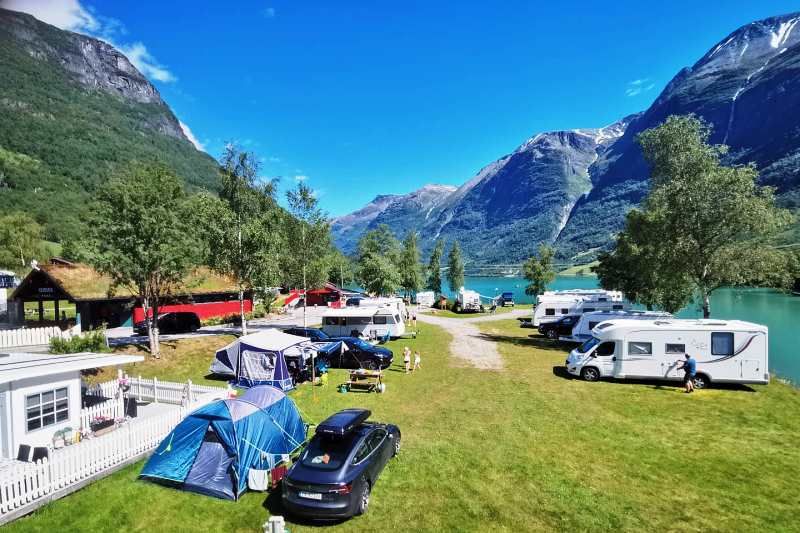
[456,287,482,312]
[321,307,406,339]
[532,289,629,326]
[565,319,769,387]
[415,291,435,308]
[563,310,673,343]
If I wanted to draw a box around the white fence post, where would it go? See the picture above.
[153,377,158,404]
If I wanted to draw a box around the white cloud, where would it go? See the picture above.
[116,42,176,83]
[2,0,99,32]
[2,0,176,83]
[294,175,308,182]
[179,120,205,152]
[263,7,275,18]
[625,78,656,97]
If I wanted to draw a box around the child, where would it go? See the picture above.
[413,350,421,372]
[403,347,411,374]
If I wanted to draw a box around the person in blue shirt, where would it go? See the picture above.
[679,353,697,393]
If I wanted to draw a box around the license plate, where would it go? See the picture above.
[299,491,322,500]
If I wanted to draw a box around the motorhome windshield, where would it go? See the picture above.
[577,337,600,354]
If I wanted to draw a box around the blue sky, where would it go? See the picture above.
[7,0,800,216]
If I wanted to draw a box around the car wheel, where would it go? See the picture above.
[546,329,557,340]
[355,480,370,515]
[693,374,710,389]
[581,367,600,382]
[393,435,401,456]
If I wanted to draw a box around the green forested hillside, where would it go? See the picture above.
[0,9,219,242]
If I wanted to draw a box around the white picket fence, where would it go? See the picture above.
[0,326,78,349]
[79,396,124,431]
[125,376,228,405]
[0,395,216,523]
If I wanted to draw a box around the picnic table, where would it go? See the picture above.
[343,369,385,393]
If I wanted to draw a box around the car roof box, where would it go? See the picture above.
[316,408,371,437]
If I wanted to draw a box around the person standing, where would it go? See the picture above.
[403,347,411,374]
[413,350,421,372]
[412,309,417,330]
[678,353,697,393]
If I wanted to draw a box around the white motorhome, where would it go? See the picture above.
[350,297,408,320]
[415,291,435,308]
[321,307,406,339]
[533,289,629,326]
[456,287,482,312]
[563,310,673,343]
[565,319,769,388]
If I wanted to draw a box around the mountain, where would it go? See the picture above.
[555,12,800,257]
[0,8,219,242]
[332,185,456,255]
[334,11,800,264]
[332,118,634,263]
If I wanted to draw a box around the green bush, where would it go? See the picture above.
[49,328,109,354]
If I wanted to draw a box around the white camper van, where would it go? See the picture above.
[532,289,629,326]
[563,310,673,343]
[321,307,406,339]
[415,291,435,308]
[565,319,769,388]
[456,287,482,312]
[351,297,408,320]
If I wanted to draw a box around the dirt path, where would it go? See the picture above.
[416,309,529,370]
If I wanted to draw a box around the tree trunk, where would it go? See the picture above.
[151,297,161,358]
[702,291,711,319]
[143,296,155,356]
[239,288,248,336]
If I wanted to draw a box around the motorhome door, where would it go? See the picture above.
[593,341,617,376]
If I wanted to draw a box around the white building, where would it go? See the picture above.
[0,351,144,459]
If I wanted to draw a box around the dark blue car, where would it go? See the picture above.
[282,409,401,519]
[283,327,331,342]
[321,337,393,370]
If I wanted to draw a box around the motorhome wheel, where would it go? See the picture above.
[692,374,710,389]
[581,367,600,382]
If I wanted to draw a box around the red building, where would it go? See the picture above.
[12,259,252,329]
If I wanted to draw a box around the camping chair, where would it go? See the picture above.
[16,444,31,462]
[31,447,49,463]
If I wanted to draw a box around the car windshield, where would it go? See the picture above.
[348,338,373,350]
[300,435,357,470]
[576,336,600,354]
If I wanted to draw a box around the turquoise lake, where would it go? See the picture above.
[440,276,800,384]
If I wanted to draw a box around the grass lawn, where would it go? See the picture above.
[8,320,800,532]
[558,261,599,276]
[23,300,76,320]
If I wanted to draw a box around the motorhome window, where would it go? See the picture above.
[393,315,400,323]
[628,342,653,356]
[545,309,556,316]
[596,342,615,356]
[589,322,601,329]
[599,298,607,302]
[373,315,388,325]
[560,308,569,314]
[583,307,595,313]
[347,316,371,326]
[665,343,686,354]
[596,323,612,330]
[577,337,600,354]
[323,317,338,326]
[612,305,624,310]
[711,332,734,356]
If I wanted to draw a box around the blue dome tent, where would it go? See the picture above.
[140,386,306,500]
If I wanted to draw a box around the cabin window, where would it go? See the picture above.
[612,304,624,310]
[596,342,615,356]
[27,387,69,432]
[628,341,653,356]
[560,308,569,314]
[373,315,388,325]
[545,309,556,316]
[711,332,734,356]
[665,343,686,354]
